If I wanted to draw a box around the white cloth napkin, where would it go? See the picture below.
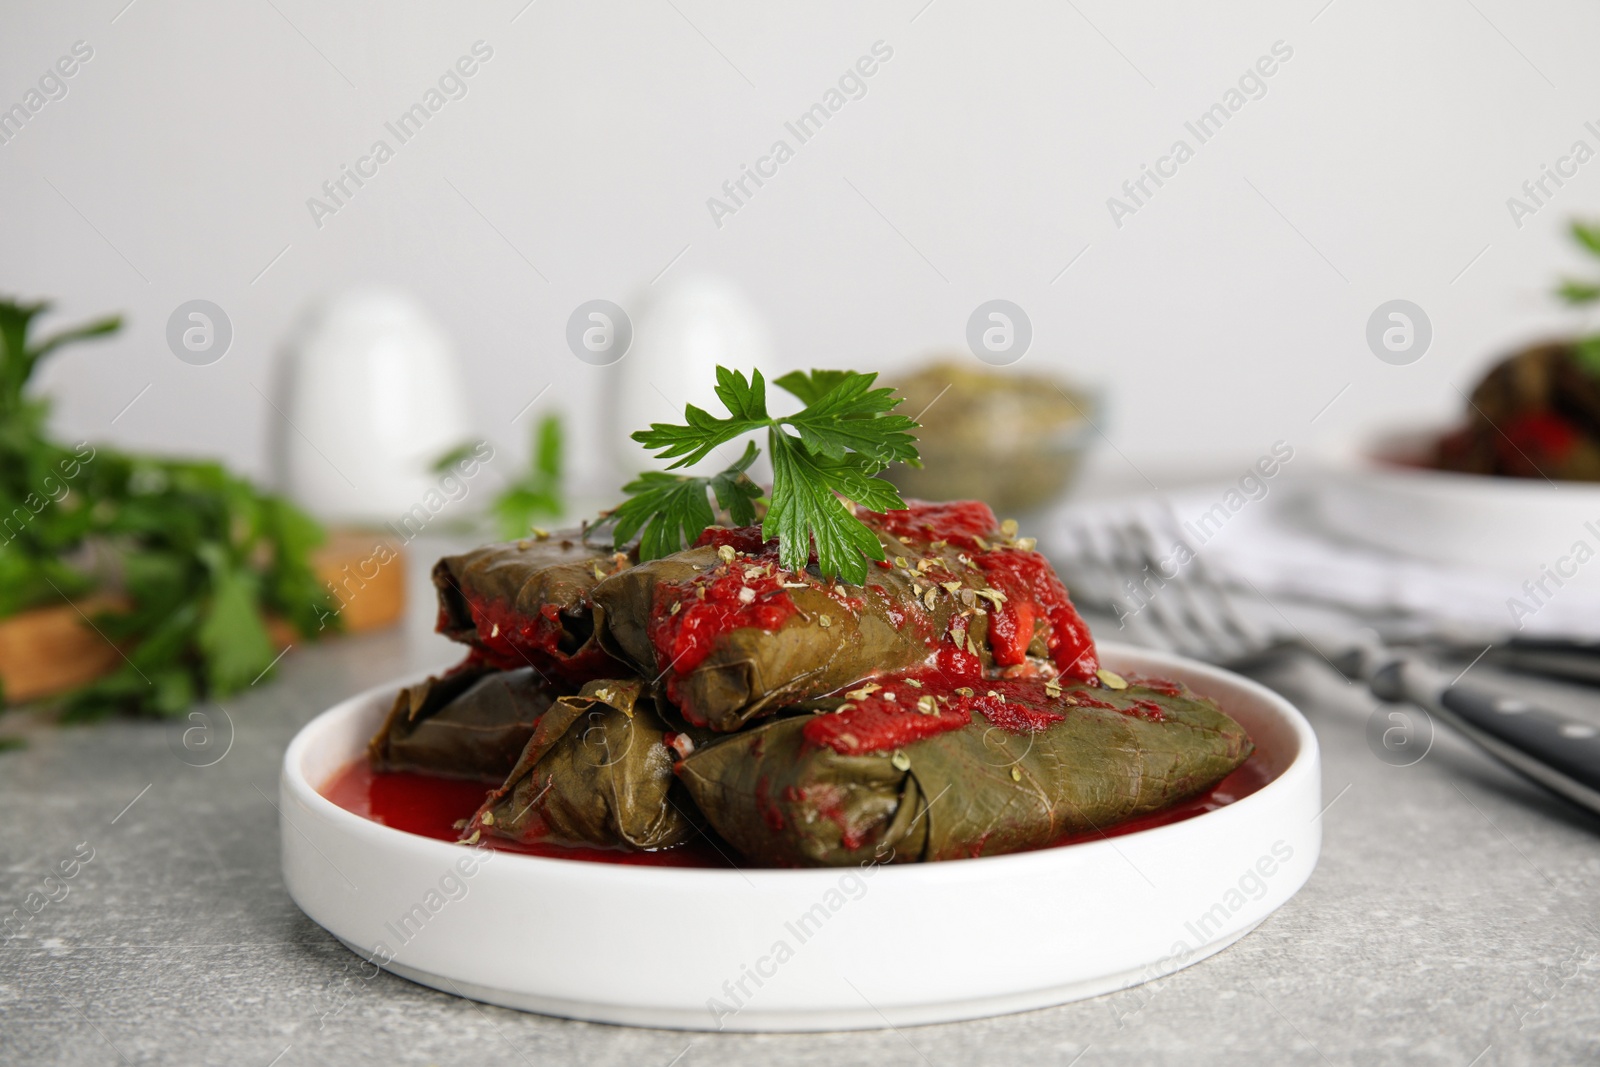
[1041,484,1600,644]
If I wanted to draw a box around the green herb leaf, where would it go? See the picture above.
[534,415,562,478]
[772,369,857,406]
[765,433,891,583]
[1557,223,1600,376]
[30,314,122,362]
[1572,221,1600,259]
[632,368,771,470]
[430,440,482,474]
[1575,336,1600,378]
[709,444,764,528]
[622,366,919,579]
[2,295,336,718]
[1557,280,1600,305]
[612,442,760,559]
[196,545,276,692]
[779,372,919,468]
[491,416,565,539]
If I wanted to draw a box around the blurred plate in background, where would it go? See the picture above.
[1314,429,1600,586]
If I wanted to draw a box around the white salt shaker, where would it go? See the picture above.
[273,287,471,525]
[610,275,777,483]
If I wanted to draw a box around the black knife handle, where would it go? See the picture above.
[1395,656,1600,816]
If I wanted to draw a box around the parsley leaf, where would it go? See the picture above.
[1558,280,1600,305]
[611,441,761,559]
[777,371,920,469]
[1572,221,1600,260]
[765,433,892,582]
[489,415,565,538]
[1,296,338,719]
[710,448,765,527]
[772,369,856,406]
[1558,221,1600,379]
[195,543,276,693]
[1557,221,1600,306]
[633,367,770,470]
[622,367,920,581]
[1576,336,1600,379]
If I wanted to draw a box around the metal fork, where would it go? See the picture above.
[1061,506,1600,819]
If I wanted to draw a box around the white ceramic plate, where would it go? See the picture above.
[1314,429,1600,584]
[279,643,1320,1032]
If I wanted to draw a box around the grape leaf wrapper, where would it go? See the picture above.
[677,679,1252,867]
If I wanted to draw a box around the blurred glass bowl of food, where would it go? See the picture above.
[886,360,1096,515]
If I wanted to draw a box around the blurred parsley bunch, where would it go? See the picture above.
[1557,220,1600,375]
[0,298,336,718]
[486,413,565,540]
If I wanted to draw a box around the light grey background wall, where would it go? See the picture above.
[3,0,1598,495]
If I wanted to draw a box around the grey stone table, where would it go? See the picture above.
[3,548,1599,1066]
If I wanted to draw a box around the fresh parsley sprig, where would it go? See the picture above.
[611,440,763,561]
[487,413,566,539]
[612,367,919,583]
[1557,220,1600,375]
[0,297,335,718]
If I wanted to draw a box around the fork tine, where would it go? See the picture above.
[1068,514,1156,640]
[1107,518,1207,659]
[1147,506,1272,658]
[1053,503,1279,666]
[1051,517,1112,620]
[1063,516,1126,614]
[1142,509,1256,661]
[1124,513,1229,661]
[1052,500,1291,667]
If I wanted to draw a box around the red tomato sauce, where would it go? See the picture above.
[1500,411,1578,466]
[860,499,999,550]
[803,696,974,754]
[648,561,798,681]
[863,500,1099,681]
[448,590,620,683]
[321,752,1271,866]
[976,547,1098,680]
[321,760,737,868]
[802,670,1165,755]
[692,526,774,555]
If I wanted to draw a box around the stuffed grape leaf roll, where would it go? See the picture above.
[675,671,1252,867]
[368,658,558,781]
[432,529,634,684]
[591,501,1097,732]
[463,679,705,851]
